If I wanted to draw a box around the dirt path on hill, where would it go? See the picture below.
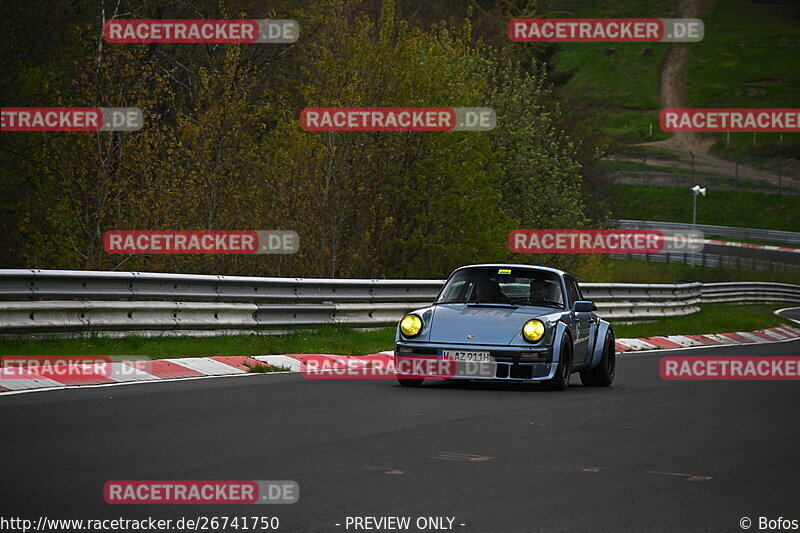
[613,0,799,187]
[643,0,715,154]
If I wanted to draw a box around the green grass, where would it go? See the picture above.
[613,184,800,231]
[546,0,679,18]
[614,304,791,338]
[549,1,677,143]
[708,132,800,157]
[679,0,800,155]
[590,108,669,144]
[685,0,800,110]
[555,47,666,143]
[0,325,395,358]
[555,42,664,111]
[708,143,800,174]
[550,0,800,148]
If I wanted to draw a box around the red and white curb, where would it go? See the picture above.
[1,326,799,395]
[253,352,396,373]
[704,239,800,254]
[0,356,268,395]
[614,325,800,353]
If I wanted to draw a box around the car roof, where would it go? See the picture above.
[451,264,570,278]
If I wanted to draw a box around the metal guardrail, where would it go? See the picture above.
[0,269,443,303]
[701,282,800,305]
[607,252,799,272]
[581,282,701,321]
[0,270,797,335]
[617,220,800,246]
[0,301,424,333]
[0,269,442,334]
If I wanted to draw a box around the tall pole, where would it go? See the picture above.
[692,193,697,267]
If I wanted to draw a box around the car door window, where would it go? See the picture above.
[565,278,580,307]
[575,283,585,301]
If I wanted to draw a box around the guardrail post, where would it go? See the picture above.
[643,154,648,185]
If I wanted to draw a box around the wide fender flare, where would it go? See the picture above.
[549,320,572,379]
[589,319,613,369]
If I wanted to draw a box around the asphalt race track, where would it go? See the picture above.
[779,308,800,323]
[701,242,800,267]
[2,341,799,532]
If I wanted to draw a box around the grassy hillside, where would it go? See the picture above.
[686,1,800,107]
[614,185,800,231]
[685,0,800,151]
[550,0,676,142]
[550,0,800,148]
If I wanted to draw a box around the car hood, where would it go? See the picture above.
[429,303,562,345]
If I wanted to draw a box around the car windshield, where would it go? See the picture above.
[435,267,565,307]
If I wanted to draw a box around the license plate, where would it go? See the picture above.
[440,350,491,362]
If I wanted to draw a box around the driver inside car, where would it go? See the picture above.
[529,278,549,302]
[474,278,507,303]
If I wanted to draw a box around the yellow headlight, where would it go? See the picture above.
[522,319,545,342]
[400,314,423,337]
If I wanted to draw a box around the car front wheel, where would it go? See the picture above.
[580,330,615,387]
[544,338,571,391]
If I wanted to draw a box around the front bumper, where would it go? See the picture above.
[394,341,556,381]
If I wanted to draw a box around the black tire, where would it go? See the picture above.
[396,377,424,387]
[544,338,572,391]
[580,330,616,387]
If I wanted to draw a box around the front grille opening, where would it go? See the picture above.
[496,364,509,378]
[510,365,533,379]
[395,346,438,355]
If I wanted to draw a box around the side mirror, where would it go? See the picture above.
[573,300,596,313]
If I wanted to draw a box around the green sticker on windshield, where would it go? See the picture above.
[498,268,511,274]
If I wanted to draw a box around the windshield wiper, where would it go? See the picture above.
[467,301,518,307]
[517,299,563,308]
